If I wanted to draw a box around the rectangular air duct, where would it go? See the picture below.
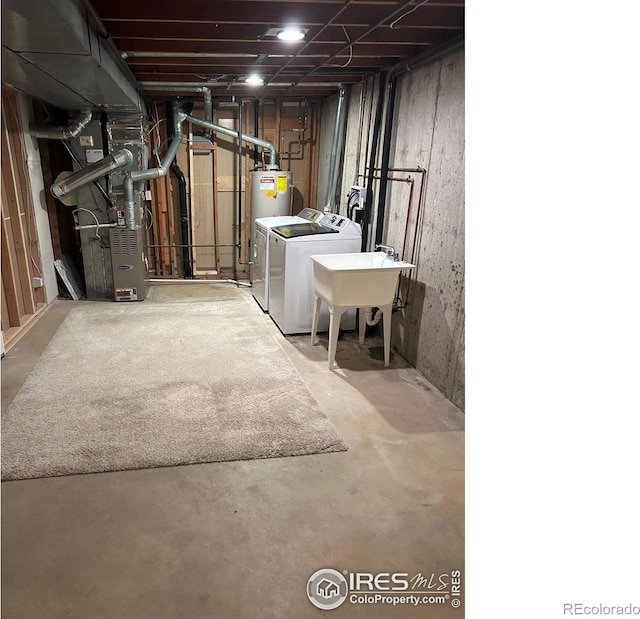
[1,0,143,112]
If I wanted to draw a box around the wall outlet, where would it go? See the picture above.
[145,190,152,201]
[32,277,44,288]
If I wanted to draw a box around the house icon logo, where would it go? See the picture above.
[307,568,348,610]
[317,579,340,598]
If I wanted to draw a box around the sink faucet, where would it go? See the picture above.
[375,244,397,260]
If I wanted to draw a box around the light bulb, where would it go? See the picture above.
[277,28,305,42]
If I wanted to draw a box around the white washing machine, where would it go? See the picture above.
[251,208,321,312]
[268,214,362,334]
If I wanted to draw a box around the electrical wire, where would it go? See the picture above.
[148,104,163,166]
[30,256,43,277]
[145,117,164,137]
[145,206,154,230]
[339,26,353,68]
[72,207,101,239]
[389,0,430,29]
[347,188,361,220]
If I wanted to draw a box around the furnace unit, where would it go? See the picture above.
[110,228,149,301]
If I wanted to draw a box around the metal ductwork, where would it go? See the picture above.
[124,103,186,230]
[185,114,278,168]
[323,85,348,212]
[202,88,213,140]
[50,149,134,199]
[30,110,93,140]
[2,0,143,112]
[142,85,213,141]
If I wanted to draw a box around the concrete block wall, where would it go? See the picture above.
[390,48,465,409]
[319,47,465,409]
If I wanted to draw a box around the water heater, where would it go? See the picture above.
[250,169,292,248]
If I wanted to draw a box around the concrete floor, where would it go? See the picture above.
[1,285,464,619]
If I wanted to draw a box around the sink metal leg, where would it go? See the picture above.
[328,306,345,370]
[381,303,392,366]
[311,295,322,346]
[358,308,367,344]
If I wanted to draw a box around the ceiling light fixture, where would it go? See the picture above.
[277,27,305,42]
[245,75,265,86]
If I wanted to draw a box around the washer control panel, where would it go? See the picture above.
[319,214,350,231]
[297,208,323,223]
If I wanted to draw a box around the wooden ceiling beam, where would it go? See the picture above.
[116,38,416,57]
[126,56,395,68]
[106,22,461,42]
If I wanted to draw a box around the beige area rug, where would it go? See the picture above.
[1,291,347,481]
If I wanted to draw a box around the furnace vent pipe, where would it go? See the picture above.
[124,103,186,230]
[51,148,134,199]
[202,87,213,140]
[185,114,277,168]
[142,85,213,140]
[323,84,347,213]
[31,110,93,140]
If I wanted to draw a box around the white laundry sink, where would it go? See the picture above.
[310,252,416,369]
[310,252,416,308]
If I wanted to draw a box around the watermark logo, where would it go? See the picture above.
[307,569,349,610]
[307,568,462,611]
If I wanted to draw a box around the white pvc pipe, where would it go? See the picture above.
[363,307,383,327]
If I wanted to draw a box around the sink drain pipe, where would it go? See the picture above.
[363,308,384,326]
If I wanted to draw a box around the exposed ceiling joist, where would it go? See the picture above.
[88,0,465,100]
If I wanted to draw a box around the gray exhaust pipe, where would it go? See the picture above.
[142,84,213,140]
[30,110,93,140]
[185,114,277,167]
[124,102,186,230]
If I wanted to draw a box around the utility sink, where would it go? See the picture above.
[310,252,416,308]
[310,252,416,369]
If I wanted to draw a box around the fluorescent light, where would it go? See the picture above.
[245,75,264,86]
[277,28,305,42]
